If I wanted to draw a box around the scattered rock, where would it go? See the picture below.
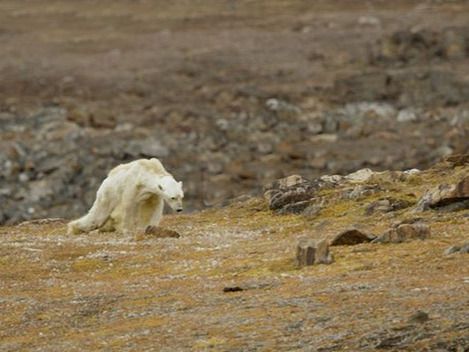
[223,286,244,293]
[444,243,469,255]
[373,222,430,243]
[144,226,180,238]
[264,175,329,214]
[296,239,333,266]
[319,174,343,184]
[330,229,376,246]
[370,27,469,65]
[310,134,338,143]
[397,109,418,123]
[365,198,413,215]
[443,154,469,167]
[265,175,308,191]
[408,310,430,324]
[444,245,461,256]
[415,176,469,211]
[374,334,408,349]
[344,168,375,183]
[346,184,381,200]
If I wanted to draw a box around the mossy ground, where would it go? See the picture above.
[1,164,468,351]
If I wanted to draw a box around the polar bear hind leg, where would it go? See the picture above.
[67,192,114,235]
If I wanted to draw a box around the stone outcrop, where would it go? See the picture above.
[416,176,469,211]
[296,239,333,266]
[373,222,430,244]
[330,229,376,246]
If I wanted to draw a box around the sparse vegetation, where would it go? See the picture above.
[1,160,468,351]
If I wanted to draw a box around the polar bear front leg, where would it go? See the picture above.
[148,197,164,228]
[121,187,140,238]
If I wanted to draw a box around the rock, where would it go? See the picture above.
[342,102,397,120]
[223,286,244,293]
[268,190,313,213]
[309,134,338,143]
[144,226,180,238]
[264,175,321,213]
[320,174,343,184]
[444,154,469,167]
[269,175,308,190]
[296,239,333,266]
[265,98,301,114]
[18,172,29,182]
[302,201,325,217]
[306,121,323,134]
[365,198,413,215]
[444,243,469,255]
[370,27,469,65]
[397,109,418,122]
[344,168,375,183]
[278,199,312,214]
[404,168,420,176]
[264,175,333,214]
[374,334,407,349]
[346,184,381,200]
[373,223,430,243]
[444,245,461,255]
[408,310,429,324]
[415,176,469,211]
[330,229,376,246]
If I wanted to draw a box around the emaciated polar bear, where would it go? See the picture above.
[68,158,184,236]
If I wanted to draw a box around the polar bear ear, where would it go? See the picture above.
[179,181,183,186]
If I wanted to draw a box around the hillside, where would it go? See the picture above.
[1,157,468,351]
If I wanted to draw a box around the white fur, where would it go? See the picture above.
[68,158,184,236]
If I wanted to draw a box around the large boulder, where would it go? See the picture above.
[415,176,469,211]
[296,239,333,266]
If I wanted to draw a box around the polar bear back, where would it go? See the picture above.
[108,158,169,177]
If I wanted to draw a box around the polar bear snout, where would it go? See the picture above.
[165,197,183,213]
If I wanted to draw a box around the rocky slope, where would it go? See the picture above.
[1,1,469,224]
[1,157,468,351]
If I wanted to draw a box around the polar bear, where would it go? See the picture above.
[67,158,184,236]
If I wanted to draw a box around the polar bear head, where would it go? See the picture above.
[157,175,184,212]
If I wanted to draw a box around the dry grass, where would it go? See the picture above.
[1,164,468,351]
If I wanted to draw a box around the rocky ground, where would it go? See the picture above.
[0,2,468,350]
[1,0,469,223]
[1,156,468,351]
